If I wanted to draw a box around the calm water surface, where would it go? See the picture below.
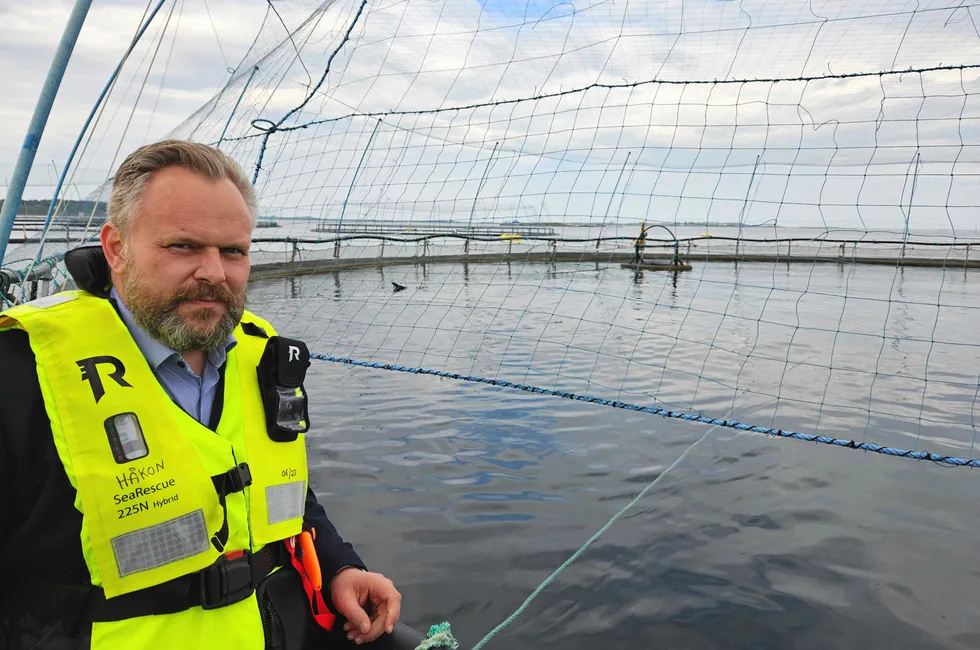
[246,260,980,650]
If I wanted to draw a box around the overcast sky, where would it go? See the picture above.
[0,0,268,197]
[3,0,980,232]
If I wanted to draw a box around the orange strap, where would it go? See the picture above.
[299,530,322,591]
[285,532,336,631]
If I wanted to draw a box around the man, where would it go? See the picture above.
[0,140,408,649]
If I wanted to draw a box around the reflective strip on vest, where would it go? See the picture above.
[266,481,306,525]
[112,509,210,577]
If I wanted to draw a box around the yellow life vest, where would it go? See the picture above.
[0,290,310,649]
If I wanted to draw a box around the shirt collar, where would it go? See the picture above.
[109,286,237,370]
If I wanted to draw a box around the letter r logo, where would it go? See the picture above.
[77,356,132,403]
[288,345,301,362]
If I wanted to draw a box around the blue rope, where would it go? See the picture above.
[251,0,369,184]
[309,353,980,468]
[219,63,980,143]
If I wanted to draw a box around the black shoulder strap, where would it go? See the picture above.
[241,321,269,338]
[207,361,227,432]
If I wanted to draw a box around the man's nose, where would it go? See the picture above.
[194,247,227,284]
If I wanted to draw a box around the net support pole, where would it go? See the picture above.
[465,142,499,255]
[336,118,382,258]
[216,65,260,150]
[735,154,761,262]
[26,0,167,276]
[0,0,93,266]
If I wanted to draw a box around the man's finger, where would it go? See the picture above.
[351,601,387,644]
[333,588,371,635]
[383,588,401,634]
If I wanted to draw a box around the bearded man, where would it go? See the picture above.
[0,140,417,650]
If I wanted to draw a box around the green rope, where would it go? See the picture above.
[414,622,460,649]
[469,427,715,650]
[409,428,710,650]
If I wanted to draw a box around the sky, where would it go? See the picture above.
[3,0,980,233]
[0,0,268,198]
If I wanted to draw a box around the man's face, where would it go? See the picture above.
[101,165,253,352]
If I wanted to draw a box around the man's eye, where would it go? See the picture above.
[221,248,246,256]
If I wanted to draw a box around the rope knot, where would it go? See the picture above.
[251,118,278,134]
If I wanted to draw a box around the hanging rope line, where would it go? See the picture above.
[470,426,714,649]
[309,353,980,468]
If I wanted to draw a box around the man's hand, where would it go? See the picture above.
[330,567,402,644]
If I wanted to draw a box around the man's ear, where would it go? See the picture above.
[100,222,126,273]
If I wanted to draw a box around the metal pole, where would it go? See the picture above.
[901,151,920,264]
[735,155,761,261]
[0,0,93,265]
[465,142,499,254]
[30,0,168,266]
[336,118,382,258]
[595,152,632,254]
[216,65,260,149]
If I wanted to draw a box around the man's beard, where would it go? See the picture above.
[122,267,246,353]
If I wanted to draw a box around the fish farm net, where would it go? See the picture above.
[4,0,980,466]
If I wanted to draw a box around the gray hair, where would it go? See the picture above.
[107,139,257,236]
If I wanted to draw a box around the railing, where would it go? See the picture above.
[312,219,558,237]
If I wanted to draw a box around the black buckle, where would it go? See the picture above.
[228,463,252,492]
[199,551,256,610]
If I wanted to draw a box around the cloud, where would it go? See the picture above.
[0,0,268,199]
[4,0,979,231]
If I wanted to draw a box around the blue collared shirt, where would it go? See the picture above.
[110,287,237,425]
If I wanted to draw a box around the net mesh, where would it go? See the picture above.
[5,0,980,462]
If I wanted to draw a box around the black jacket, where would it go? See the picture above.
[0,246,365,648]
